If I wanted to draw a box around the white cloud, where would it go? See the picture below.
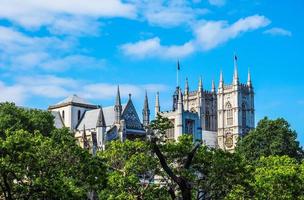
[121,15,270,58]
[0,0,136,30]
[263,27,292,37]
[194,15,271,50]
[0,26,104,71]
[208,0,226,7]
[144,5,208,27]
[0,75,167,105]
[120,37,195,59]
[0,81,27,105]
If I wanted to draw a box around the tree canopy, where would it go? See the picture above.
[0,103,106,200]
[1,103,304,200]
[236,117,303,162]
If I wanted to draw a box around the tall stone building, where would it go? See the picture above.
[157,56,255,152]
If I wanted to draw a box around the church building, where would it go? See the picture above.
[156,56,255,152]
[48,86,146,152]
[48,55,255,153]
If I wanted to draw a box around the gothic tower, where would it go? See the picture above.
[217,55,255,152]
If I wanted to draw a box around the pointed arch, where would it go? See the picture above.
[226,102,233,126]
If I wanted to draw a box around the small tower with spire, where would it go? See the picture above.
[184,78,189,110]
[114,86,122,124]
[142,91,150,128]
[233,54,239,86]
[211,80,216,93]
[176,88,183,140]
[247,68,252,88]
[96,106,106,150]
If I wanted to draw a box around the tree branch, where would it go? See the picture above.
[184,141,202,169]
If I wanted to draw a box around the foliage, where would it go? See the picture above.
[0,102,55,138]
[227,156,304,200]
[98,139,169,200]
[0,103,106,200]
[236,117,304,162]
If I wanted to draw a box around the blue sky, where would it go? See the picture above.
[0,0,303,144]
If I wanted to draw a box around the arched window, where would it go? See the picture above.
[62,110,65,120]
[242,103,246,127]
[205,111,210,130]
[78,110,81,121]
[226,102,233,126]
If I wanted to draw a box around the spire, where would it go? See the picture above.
[155,92,160,117]
[177,60,181,87]
[219,70,224,88]
[247,68,252,87]
[114,85,122,124]
[96,107,106,127]
[142,91,150,127]
[185,77,189,94]
[115,85,121,106]
[211,80,216,93]
[233,53,239,85]
[198,76,203,91]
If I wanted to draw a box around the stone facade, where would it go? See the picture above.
[48,57,255,153]
[157,58,255,152]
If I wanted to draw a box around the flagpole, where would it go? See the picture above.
[177,60,180,87]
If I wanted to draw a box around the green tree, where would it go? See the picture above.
[227,156,304,200]
[0,102,55,138]
[98,139,169,200]
[148,114,246,200]
[0,103,107,200]
[236,117,303,162]
[0,128,106,200]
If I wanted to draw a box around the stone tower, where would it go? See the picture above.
[217,55,255,152]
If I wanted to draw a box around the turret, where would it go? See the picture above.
[233,54,239,86]
[198,76,203,91]
[96,107,106,150]
[176,88,183,140]
[114,86,122,124]
[142,91,150,127]
[184,77,189,95]
[155,92,160,118]
[211,80,216,93]
[219,70,224,89]
[247,69,252,88]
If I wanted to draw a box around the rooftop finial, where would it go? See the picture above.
[198,76,203,91]
[233,53,239,85]
[212,80,216,93]
[219,70,224,88]
[247,68,252,87]
[185,77,189,94]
